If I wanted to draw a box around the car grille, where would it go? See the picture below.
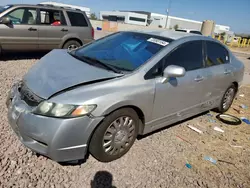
[19,84,44,107]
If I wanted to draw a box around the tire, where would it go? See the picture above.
[216,114,241,125]
[89,108,139,162]
[216,84,237,113]
[63,40,81,51]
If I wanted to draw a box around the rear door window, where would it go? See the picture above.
[67,11,88,27]
[39,9,66,26]
[205,41,229,67]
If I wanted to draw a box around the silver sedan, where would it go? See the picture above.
[7,30,244,162]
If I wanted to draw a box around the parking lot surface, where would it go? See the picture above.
[0,52,249,188]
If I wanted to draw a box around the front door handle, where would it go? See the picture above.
[61,28,68,32]
[194,76,204,82]
[28,27,37,31]
[224,70,232,75]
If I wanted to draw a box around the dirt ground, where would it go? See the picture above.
[0,52,249,188]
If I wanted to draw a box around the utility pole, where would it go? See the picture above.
[165,0,172,29]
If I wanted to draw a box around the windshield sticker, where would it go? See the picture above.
[147,38,169,46]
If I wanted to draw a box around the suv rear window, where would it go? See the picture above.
[67,11,88,27]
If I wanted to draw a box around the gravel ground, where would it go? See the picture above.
[0,53,250,188]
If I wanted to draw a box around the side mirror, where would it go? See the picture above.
[0,17,11,25]
[162,65,186,83]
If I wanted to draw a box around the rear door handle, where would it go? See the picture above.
[61,28,68,32]
[194,76,204,82]
[28,27,37,31]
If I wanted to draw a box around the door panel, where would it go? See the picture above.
[152,69,207,122]
[37,25,70,49]
[0,24,38,50]
[37,9,69,50]
[204,41,234,104]
[0,7,38,50]
[150,40,207,129]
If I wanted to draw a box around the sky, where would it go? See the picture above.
[1,0,250,33]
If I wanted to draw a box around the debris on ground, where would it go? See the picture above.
[229,144,243,148]
[216,114,242,125]
[239,104,248,109]
[206,113,213,117]
[233,107,242,114]
[213,126,224,133]
[176,135,192,144]
[187,125,203,134]
[239,94,245,97]
[240,117,250,124]
[208,118,216,123]
[204,156,217,165]
[185,163,192,169]
[218,159,235,166]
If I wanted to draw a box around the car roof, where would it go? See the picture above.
[6,4,83,12]
[130,30,205,40]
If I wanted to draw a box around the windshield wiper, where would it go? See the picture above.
[81,55,122,74]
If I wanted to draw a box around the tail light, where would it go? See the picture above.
[91,27,94,39]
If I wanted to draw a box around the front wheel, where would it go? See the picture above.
[216,84,237,113]
[89,108,139,162]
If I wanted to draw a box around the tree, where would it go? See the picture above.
[90,13,97,20]
[173,24,179,30]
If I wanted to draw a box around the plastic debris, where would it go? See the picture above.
[229,144,243,148]
[187,125,203,134]
[208,118,216,123]
[218,159,235,165]
[206,113,213,117]
[239,104,248,109]
[185,163,192,169]
[233,108,242,114]
[239,94,245,97]
[176,135,192,144]
[204,156,217,165]
[240,117,250,125]
[213,126,224,133]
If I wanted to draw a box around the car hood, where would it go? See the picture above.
[24,50,121,99]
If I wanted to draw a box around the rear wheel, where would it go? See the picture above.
[216,84,237,113]
[63,40,81,51]
[89,108,139,162]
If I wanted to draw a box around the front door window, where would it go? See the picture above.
[6,8,37,25]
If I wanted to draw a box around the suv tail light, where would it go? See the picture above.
[92,27,94,39]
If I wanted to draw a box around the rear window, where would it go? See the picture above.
[67,11,88,27]
[176,29,187,32]
[74,32,173,71]
[190,31,202,35]
[206,41,229,66]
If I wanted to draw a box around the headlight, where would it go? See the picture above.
[33,101,97,118]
